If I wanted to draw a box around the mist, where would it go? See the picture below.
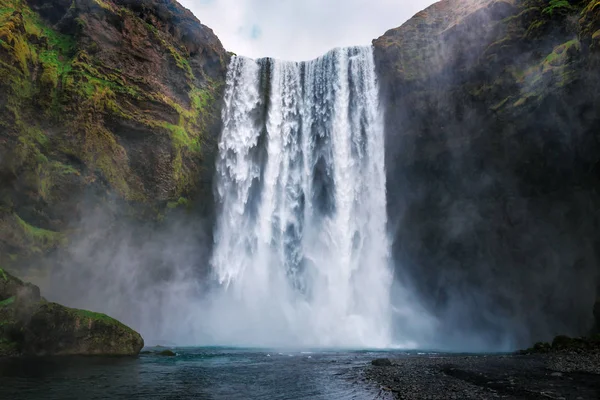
[24,0,600,354]
[379,0,600,351]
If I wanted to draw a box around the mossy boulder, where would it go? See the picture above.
[518,335,600,355]
[0,268,143,357]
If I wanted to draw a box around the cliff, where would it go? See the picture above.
[0,0,228,277]
[374,0,600,347]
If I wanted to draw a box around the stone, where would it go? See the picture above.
[372,358,393,367]
[0,269,143,357]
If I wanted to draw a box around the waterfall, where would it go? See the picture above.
[210,46,392,348]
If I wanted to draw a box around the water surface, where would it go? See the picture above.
[0,348,387,399]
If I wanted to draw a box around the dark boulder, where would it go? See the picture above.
[372,358,393,367]
[0,269,143,357]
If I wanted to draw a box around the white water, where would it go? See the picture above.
[210,47,394,348]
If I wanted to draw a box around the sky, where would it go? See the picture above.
[179,0,437,61]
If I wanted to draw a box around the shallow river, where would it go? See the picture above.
[0,348,391,399]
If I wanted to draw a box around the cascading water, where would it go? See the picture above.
[209,46,394,348]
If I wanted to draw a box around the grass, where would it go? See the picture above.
[72,308,122,325]
[167,197,190,209]
[15,214,66,249]
[542,0,576,16]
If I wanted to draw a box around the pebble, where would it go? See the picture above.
[358,353,600,399]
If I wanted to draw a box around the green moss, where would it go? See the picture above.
[0,296,15,307]
[513,97,528,107]
[0,0,223,225]
[542,0,576,16]
[0,268,7,282]
[93,0,112,10]
[491,97,511,111]
[167,197,190,209]
[15,214,66,250]
[0,337,18,355]
[143,20,193,78]
[72,308,122,325]
[163,122,200,152]
[39,161,81,201]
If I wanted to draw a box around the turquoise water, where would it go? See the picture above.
[0,348,385,399]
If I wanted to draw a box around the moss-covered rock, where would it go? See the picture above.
[518,334,600,354]
[0,268,143,357]
[0,0,228,275]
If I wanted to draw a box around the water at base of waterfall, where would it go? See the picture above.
[0,349,393,399]
[208,46,394,349]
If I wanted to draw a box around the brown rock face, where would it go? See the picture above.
[0,0,229,276]
[374,0,600,348]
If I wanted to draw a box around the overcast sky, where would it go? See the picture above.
[179,0,436,61]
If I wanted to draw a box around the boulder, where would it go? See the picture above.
[0,268,143,357]
[371,358,393,367]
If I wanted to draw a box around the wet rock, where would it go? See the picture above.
[158,350,176,357]
[0,269,143,357]
[371,358,392,367]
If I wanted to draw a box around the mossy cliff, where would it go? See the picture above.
[0,268,143,356]
[374,0,600,347]
[0,0,228,276]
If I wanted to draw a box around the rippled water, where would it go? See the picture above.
[0,348,384,399]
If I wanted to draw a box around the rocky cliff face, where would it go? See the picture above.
[0,0,228,278]
[374,0,600,348]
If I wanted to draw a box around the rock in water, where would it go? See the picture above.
[372,358,393,367]
[158,350,176,357]
[0,268,143,357]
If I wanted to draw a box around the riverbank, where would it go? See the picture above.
[363,352,600,399]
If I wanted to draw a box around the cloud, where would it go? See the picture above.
[179,0,436,61]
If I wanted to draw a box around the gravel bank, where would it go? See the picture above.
[360,353,600,399]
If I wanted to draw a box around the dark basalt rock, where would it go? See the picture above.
[371,358,393,367]
[373,0,600,348]
[0,268,143,357]
[518,334,600,355]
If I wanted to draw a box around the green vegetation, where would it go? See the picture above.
[167,197,190,210]
[14,214,66,251]
[519,335,600,354]
[0,0,226,271]
[542,0,576,16]
[0,268,7,282]
[0,296,15,307]
[72,308,125,326]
